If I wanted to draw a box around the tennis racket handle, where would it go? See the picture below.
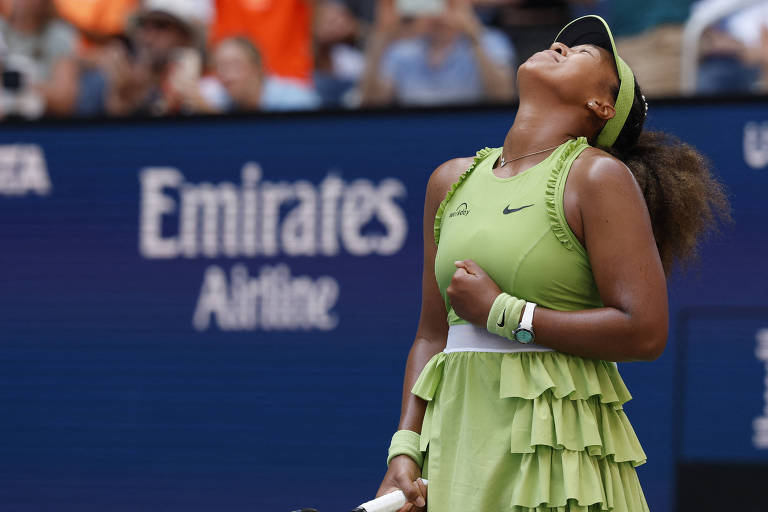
[352,479,428,512]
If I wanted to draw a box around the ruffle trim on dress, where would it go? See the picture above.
[411,352,446,452]
[411,351,447,401]
[411,351,646,466]
[433,147,498,246]
[545,137,589,252]
[507,392,646,465]
[506,448,649,511]
[499,351,633,405]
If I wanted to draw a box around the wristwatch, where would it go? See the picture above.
[513,302,537,344]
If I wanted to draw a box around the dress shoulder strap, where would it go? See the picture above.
[544,137,590,254]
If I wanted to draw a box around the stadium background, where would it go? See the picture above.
[2,0,768,510]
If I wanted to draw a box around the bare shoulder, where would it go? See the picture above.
[426,156,475,206]
[566,145,654,238]
[569,146,642,198]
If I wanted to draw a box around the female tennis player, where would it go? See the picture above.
[376,15,729,512]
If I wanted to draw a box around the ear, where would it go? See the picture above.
[586,99,616,122]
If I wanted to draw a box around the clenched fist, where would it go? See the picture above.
[446,259,503,326]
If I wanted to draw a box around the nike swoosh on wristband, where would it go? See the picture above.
[503,204,534,214]
[497,308,506,327]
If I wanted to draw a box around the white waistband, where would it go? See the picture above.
[445,324,554,353]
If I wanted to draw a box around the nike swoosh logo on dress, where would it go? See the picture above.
[503,204,535,214]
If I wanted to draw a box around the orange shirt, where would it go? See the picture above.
[54,0,138,37]
[54,0,139,56]
[210,0,313,84]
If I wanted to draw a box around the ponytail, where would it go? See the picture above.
[604,82,731,275]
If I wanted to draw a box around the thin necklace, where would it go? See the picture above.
[498,139,573,168]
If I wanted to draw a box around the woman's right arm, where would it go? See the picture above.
[374,157,473,511]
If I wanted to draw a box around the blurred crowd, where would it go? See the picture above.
[1,0,768,119]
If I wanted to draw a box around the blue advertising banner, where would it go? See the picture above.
[0,102,766,512]
[677,310,768,461]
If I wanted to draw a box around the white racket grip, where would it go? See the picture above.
[355,479,428,512]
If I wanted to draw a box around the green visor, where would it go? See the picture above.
[554,15,635,148]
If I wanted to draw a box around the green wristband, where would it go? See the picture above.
[486,292,526,341]
[387,430,423,468]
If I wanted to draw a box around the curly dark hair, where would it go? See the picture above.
[603,80,731,275]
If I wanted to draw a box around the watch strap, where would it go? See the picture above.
[520,302,537,330]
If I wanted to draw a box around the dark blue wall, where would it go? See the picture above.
[0,103,766,512]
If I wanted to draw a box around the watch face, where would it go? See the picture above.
[515,329,534,344]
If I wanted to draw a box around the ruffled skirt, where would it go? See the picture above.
[412,351,650,511]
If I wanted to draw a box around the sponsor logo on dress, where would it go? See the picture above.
[449,202,470,218]
[754,328,768,449]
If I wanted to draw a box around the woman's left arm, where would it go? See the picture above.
[447,151,668,362]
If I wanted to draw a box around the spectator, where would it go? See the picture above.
[53,0,141,116]
[313,0,366,108]
[710,1,768,94]
[695,20,758,95]
[209,0,313,85]
[203,36,320,112]
[608,0,694,97]
[361,0,515,107]
[81,0,211,116]
[0,0,78,117]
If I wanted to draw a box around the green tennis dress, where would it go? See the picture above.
[414,138,650,511]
